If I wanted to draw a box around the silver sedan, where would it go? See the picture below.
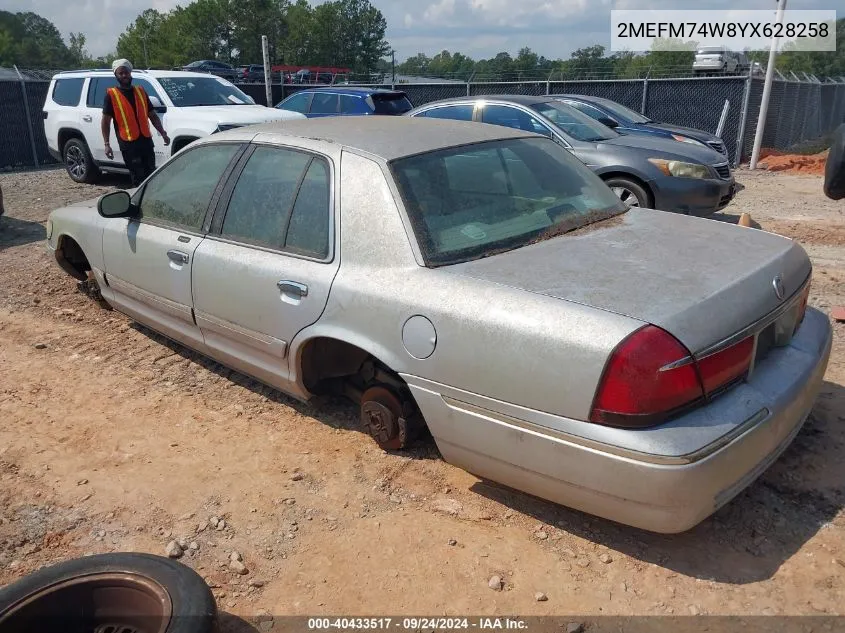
[45,118,832,533]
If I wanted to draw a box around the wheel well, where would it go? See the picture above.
[299,337,409,402]
[57,128,86,154]
[55,236,90,281]
[599,171,654,207]
[172,137,199,155]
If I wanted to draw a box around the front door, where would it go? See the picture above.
[83,76,169,167]
[191,144,339,390]
[102,142,244,348]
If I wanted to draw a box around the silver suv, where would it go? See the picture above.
[693,47,749,76]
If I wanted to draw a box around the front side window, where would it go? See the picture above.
[157,77,255,106]
[480,105,552,136]
[139,144,241,230]
[530,101,618,142]
[221,147,331,258]
[278,92,312,113]
[87,76,161,107]
[52,78,85,106]
[391,138,625,266]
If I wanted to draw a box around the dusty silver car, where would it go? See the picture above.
[45,118,832,533]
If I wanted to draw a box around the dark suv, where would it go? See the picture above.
[180,60,239,83]
[275,87,414,118]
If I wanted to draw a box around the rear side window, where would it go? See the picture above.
[87,77,161,107]
[371,93,413,115]
[311,92,338,114]
[52,79,84,106]
[419,105,473,121]
[339,94,362,114]
[221,147,332,259]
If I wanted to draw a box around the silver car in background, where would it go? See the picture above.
[45,118,831,533]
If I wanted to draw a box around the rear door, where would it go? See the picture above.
[102,142,245,348]
[191,143,339,390]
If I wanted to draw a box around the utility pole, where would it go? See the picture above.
[392,49,395,86]
[750,0,787,169]
[262,35,272,107]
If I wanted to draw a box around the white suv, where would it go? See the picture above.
[43,69,305,183]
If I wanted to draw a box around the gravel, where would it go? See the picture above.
[535,591,548,602]
[165,541,183,558]
[488,575,503,591]
[229,559,248,575]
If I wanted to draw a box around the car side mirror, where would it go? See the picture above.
[598,117,618,128]
[97,190,137,218]
[149,96,167,113]
[824,123,845,201]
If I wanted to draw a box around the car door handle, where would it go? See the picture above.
[277,280,308,297]
[82,115,92,122]
[167,250,189,264]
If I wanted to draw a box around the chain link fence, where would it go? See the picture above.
[2,67,845,171]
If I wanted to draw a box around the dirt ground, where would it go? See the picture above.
[0,167,844,625]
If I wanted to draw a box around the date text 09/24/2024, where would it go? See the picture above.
[307,618,529,630]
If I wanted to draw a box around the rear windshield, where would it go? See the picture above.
[371,93,413,115]
[391,138,626,266]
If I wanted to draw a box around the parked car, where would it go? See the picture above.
[180,60,240,83]
[43,69,305,184]
[407,95,735,215]
[0,183,4,218]
[275,87,414,118]
[239,64,278,83]
[553,94,729,157]
[693,47,746,75]
[45,117,831,533]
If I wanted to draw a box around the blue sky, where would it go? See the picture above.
[5,0,842,61]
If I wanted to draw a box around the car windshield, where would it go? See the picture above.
[593,98,651,124]
[158,77,256,106]
[391,138,627,266]
[530,101,618,142]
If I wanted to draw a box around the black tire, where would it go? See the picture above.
[0,552,216,633]
[604,177,651,209]
[172,138,199,156]
[63,138,100,184]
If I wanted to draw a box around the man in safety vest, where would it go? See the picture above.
[101,58,170,186]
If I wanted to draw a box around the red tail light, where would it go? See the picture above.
[590,327,754,428]
[697,337,754,395]
[590,326,703,427]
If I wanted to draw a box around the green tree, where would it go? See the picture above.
[0,10,74,67]
[68,32,89,67]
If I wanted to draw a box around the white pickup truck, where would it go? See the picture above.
[43,69,305,183]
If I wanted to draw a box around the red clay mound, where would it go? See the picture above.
[760,149,829,175]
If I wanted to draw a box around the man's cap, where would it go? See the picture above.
[112,59,133,73]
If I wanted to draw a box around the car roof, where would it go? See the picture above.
[209,117,536,161]
[416,94,556,108]
[289,86,406,97]
[52,69,228,80]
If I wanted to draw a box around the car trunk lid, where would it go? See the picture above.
[442,209,811,355]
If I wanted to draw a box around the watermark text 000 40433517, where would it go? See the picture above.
[610,10,837,53]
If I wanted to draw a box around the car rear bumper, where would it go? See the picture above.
[404,307,832,533]
[650,175,736,216]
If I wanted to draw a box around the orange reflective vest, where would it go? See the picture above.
[107,86,152,142]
